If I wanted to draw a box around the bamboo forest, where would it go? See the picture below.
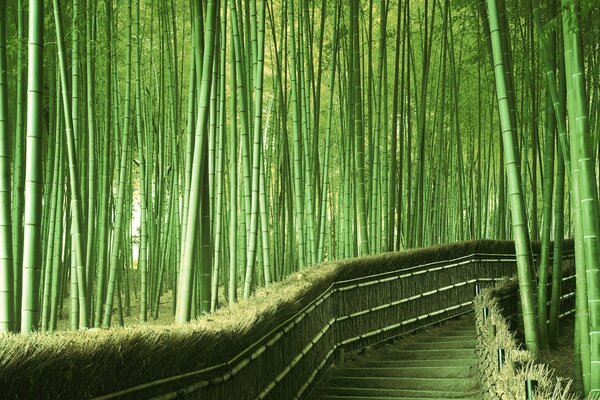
[0,0,600,399]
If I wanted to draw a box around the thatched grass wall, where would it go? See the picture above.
[0,240,574,399]
[474,255,579,399]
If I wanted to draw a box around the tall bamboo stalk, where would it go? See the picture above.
[486,0,540,357]
[0,0,14,333]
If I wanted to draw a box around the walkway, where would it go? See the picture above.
[311,315,483,400]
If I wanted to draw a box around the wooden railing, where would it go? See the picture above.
[94,241,575,400]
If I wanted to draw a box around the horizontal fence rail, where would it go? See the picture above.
[94,244,575,400]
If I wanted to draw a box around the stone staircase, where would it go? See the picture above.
[312,316,483,400]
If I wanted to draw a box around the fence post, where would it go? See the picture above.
[497,348,506,370]
[525,379,538,399]
[334,347,345,366]
[488,324,496,341]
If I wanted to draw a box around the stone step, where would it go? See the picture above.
[321,396,481,400]
[322,397,481,400]
[440,329,475,336]
[362,358,477,368]
[416,335,475,342]
[312,315,482,400]
[332,366,472,379]
[329,376,479,392]
[394,340,476,350]
[380,348,476,360]
[323,386,481,399]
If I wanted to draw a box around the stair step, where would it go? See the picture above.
[417,335,475,342]
[395,340,475,350]
[324,386,481,398]
[312,316,482,400]
[332,366,472,379]
[322,397,481,400]
[441,330,475,336]
[329,376,478,392]
[322,398,481,400]
[381,348,475,360]
[363,359,476,368]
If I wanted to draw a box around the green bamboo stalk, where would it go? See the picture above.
[243,0,267,297]
[176,0,217,323]
[548,130,565,348]
[53,0,90,330]
[11,0,26,330]
[317,1,340,263]
[41,91,63,333]
[0,0,14,333]
[20,0,44,333]
[211,12,227,310]
[134,0,149,323]
[84,0,97,322]
[228,23,238,304]
[561,3,590,391]
[288,0,307,268]
[297,5,316,267]
[102,0,133,328]
[351,0,369,256]
[487,0,540,357]
[228,0,252,251]
[549,23,567,348]
[562,1,600,393]
[94,0,113,327]
[49,142,65,332]
[536,30,557,347]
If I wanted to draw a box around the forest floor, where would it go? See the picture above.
[54,275,239,330]
[540,316,578,394]
[55,290,175,330]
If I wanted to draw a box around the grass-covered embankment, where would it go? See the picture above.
[473,256,579,399]
[0,240,570,399]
